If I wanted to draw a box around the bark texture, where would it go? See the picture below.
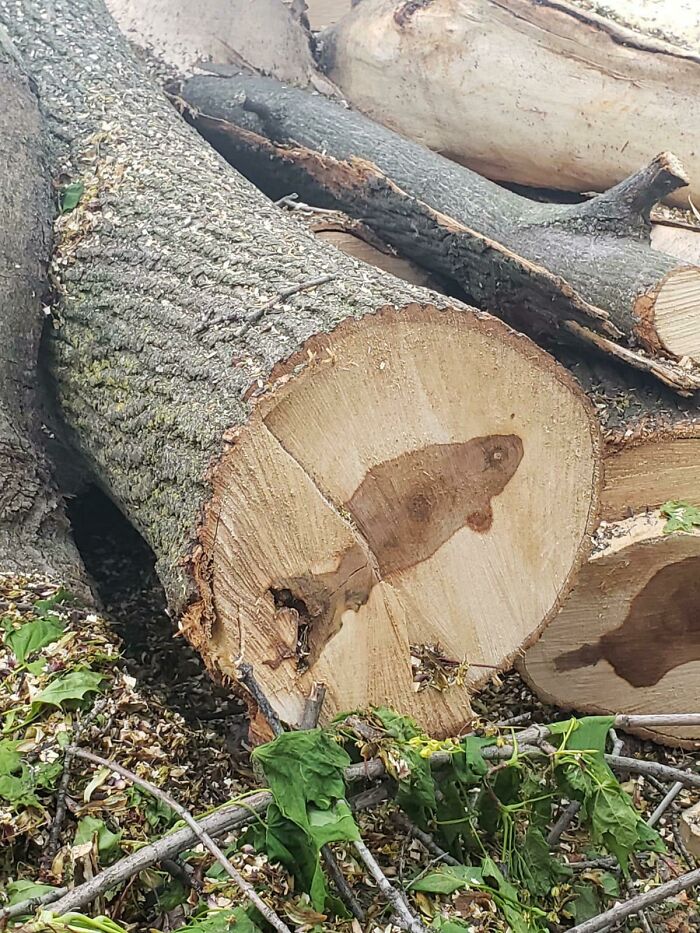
[319,0,700,205]
[1,0,602,733]
[0,27,86,591]
[177,75,700,393]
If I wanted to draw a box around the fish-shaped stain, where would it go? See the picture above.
[555,556,700,687]
[346,435,523,578]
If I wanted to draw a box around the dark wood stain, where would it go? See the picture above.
[554,556,700,687]
[346,435,524,578]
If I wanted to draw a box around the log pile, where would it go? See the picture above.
[3,0,700,928]
[1,0,699,751]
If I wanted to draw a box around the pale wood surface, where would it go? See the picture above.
[522,513,700,746]
[190,307,601,735]
[321,0,700,206]
[602,435,700,521]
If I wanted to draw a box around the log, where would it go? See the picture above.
[0,27,87,593]
[520,512,700,747]
[1,0,602,738]
[304,0,353,29]
[175,74,700,394]
[105,0,321,85]
[318,0,700,207]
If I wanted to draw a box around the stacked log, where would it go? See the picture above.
[521,358,700,746]
[176,74,700,394]
[318,0,700,205]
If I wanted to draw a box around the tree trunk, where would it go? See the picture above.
[1,0,602,737]
[0,28,87,595]
[176,74,700,394]
[318,0,700,207]
[520,512,700,747]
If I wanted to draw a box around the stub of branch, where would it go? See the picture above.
[572,152,691,235]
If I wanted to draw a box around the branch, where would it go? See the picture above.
[390,812,460,867]
[195,273,336,335]
[0,887,69,923]
[569,152,690,232]
[67,748,292,933]
[237,661,285,737]
[647,781,684,828]
[299,682,327,730]
[568,865,700,933]
[352,839,428,932]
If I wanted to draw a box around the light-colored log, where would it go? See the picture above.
[320,0,700,207]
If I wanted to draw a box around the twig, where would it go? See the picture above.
[237,661,284,737]
[274,193,337,215]
[548,800,581,847]
[567,865,700,933]
[608,728,624,757]
[41,698,108,872]
[68,747,292,933]
[0,887,69,922]
[196,273,336,336]
[322,846,366,922]
[161,858,204,896]
[299,682,326,730]
[390,812,460,866]
[352,839,428,933]
[608,756,700,790]
[647,782,684,828]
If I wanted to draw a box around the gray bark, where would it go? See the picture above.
[0,27,87,592]
[0,0,517,619]
[177,74,700,393]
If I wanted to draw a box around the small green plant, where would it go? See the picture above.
[661,499,700,533]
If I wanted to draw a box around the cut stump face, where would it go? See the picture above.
[522,512,700,746]
[187,306,600,737]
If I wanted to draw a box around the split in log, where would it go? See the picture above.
[175,74,700,394]
[318,0,700,207]
[520,511,700,747]
[1,0,602,738]
[0,30,87,594]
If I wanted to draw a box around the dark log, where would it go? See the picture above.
[1,0,602,737]
[0,31,87,593]
[176,74,700,394]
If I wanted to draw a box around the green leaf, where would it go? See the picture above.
[5,879,58,907]
[252,729,359,909]
[412,865,485,894]
[32,669,104,711]
[0,739,22,775]
[74,815,122,863]
[7,616,64,663]
[518,826,571,897]
[179,907,261,931]
[60,182,84,213]
[565,883,602,922]
[661,499,700,534]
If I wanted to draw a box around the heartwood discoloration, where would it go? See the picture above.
[555,555,700,686]
[347,435,524,577]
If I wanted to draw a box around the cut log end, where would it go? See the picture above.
[183,304,601,738]
[652,268,700,364]
[521,512,700,747]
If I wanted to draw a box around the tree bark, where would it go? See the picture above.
[176,74,700,394]
[0,27,87,594]
[0,0,603,737]
[521,511,700,747]
[318,0,700,207]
